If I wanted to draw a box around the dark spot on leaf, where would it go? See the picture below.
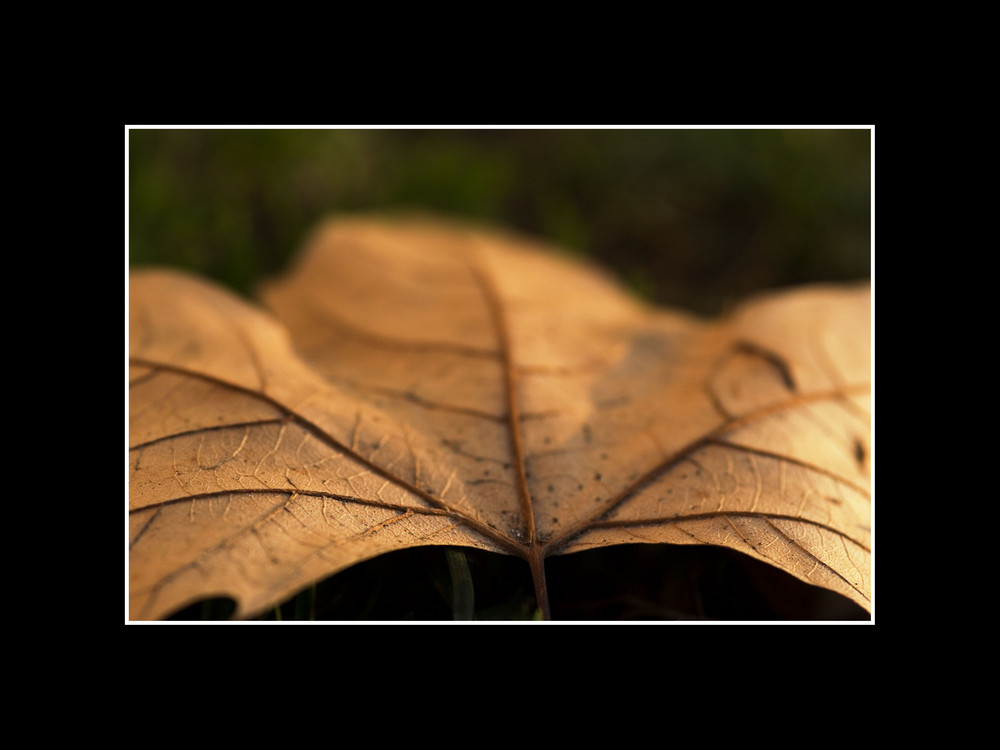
[548,484,555,492]
[595,472,602,480]
[854,438,866,466]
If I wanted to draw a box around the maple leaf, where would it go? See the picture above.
[128,216,871,621]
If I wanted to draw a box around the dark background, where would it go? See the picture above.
[128,127,872,620]
[128,128,870,313]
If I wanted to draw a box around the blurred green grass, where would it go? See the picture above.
[128,127,872,621]
[128,128,870,314]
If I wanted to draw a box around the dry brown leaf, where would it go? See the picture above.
[128,215,871,620]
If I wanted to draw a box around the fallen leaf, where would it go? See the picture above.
[128,215,871,620]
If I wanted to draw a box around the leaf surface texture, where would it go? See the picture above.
[129,217,871,619]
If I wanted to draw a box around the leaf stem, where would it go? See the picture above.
[529,550,551,620]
